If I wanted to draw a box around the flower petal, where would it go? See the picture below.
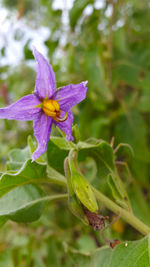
[32,112,52,161]
[33,48,56,99]
[54,110,74,141]
[54,81,88,111]
[0,94,41,121]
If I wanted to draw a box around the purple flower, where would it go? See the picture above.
[0,48,88,161]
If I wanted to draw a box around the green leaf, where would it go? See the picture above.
[8,147,30,162]
[0,186,67,224]
[92,236,149,267]
[0,159,48,198]
[69,236,150,267]
[0,184,45,223]
[107,174,128,209]
[6,147,30,171]
[78,141,131,210]
[49,137,72,150]
[47,138,70,174]
[78,141,116,179]
[47,165,67,186]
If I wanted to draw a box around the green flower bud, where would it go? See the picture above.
[68,150,98,213]
[64,157,89,225]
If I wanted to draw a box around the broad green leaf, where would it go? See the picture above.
[49,137,72,150]
[7,147,66,187]
[0,160,48,198]
[6,147,30,171]
[107,174,128,210]
[91,236,150,267]
[78,141,131,210]
[47,166,67,186]
[8,147,30,162]
[47,138,70,174]
[78,141,115,178]
[6,162,23,172]
[0,186,67,225]
[0,184,45,223]
[69,236,150,267]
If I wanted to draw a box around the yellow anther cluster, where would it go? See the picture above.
[43,99,60,118]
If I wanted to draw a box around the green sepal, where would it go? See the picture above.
[68,150,98,212]
[68,194,89,225]
[64,158,89,225]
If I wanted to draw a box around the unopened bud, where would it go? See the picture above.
[68,150,98,213]
[64,157,88,225]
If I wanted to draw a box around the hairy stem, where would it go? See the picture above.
[94,188,150,235]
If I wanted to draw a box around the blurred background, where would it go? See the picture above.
[0,0,150,266]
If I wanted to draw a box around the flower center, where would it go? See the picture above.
[43,99,60,117]
[42,99,67,122]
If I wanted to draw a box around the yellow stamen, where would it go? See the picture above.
[43,99,60,117]
[52,100,60,112]
[55,112,68,122]
[42,99,68,122]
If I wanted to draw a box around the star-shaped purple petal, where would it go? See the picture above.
[0,48,88,161]
[53,82,88,112]
[33,48,56,99]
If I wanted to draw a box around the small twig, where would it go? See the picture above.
[101,213,121,244]
[114,143,134,157]
[110,136,115,147]
[94,187,150,235]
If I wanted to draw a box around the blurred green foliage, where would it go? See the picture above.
[0,0,150,265]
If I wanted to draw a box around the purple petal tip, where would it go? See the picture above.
[83,81,88,86]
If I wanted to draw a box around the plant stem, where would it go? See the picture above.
[94,188,150,235]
